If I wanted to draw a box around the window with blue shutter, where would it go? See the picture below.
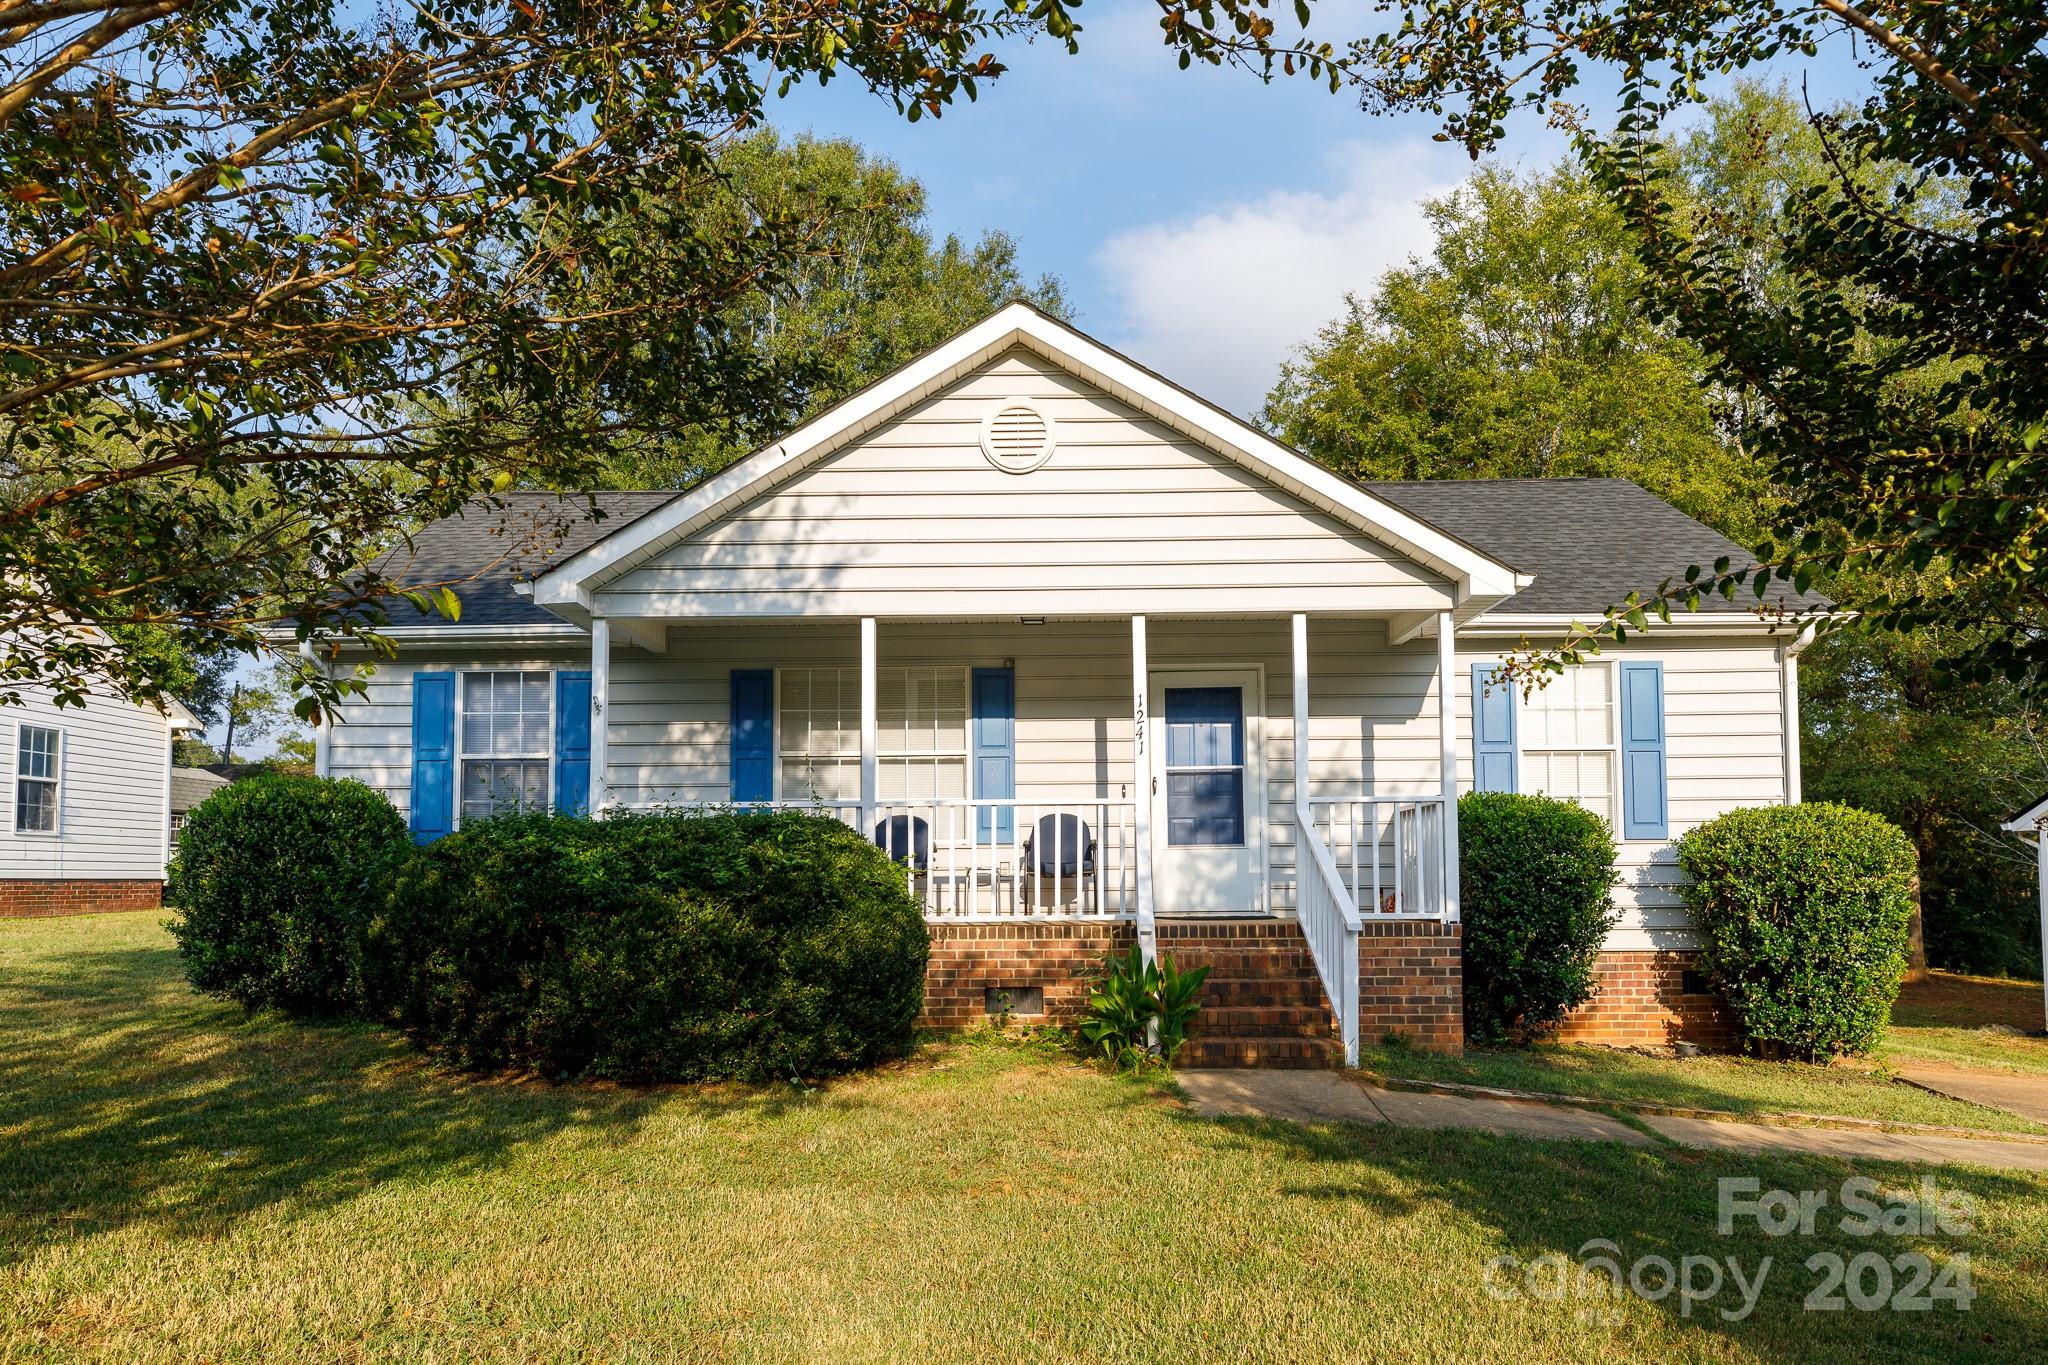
[1619,661,1668,840]
[730,670,773,803]
[409,671,455,843]
[972,667,1015,842]
[554,670,591,815]
[1471,664,1518,793]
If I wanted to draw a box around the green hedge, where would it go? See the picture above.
[167,774,410,1015]
[363,810,929,1082]
[1676,802,1916,1059]
[1458,791,1619,1044]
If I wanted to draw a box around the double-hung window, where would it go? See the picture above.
[14,725,59,834]
[1519,663,1617,828]
[459,672,551,823]
[776,667,969,802]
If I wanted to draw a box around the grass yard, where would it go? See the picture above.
[1887,971,2048,1076]
[5,915,2048,1363]
[1354,1044,2048,1136]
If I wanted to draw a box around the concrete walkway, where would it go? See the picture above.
[1177,1069,2048,1172]
[1895,1064,2048,1126]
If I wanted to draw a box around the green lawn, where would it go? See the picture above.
[1886,971,2048,1076]
[1354,1042,2048,1136]
[5,915,2048,1362]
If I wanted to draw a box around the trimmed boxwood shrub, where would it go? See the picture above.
[1459,791,1619,1044]
[362,809,929,1082]
[167,774,410,1015]
[1676,802,1916,1059]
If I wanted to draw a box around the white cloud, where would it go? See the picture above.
[1095,140,1467,416]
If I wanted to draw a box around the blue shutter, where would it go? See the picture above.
[1471,664,1517,793]
[409,671,455,843]
[730,670,773,804]
[554,670,592,816]
[1619,661,1668,840]
[972,667,1015,843]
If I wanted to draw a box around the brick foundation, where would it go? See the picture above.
[922,921,1136,1027]
[1551,950,1735,1050]
[1358,920,1464,1052]
[0,878,163,918]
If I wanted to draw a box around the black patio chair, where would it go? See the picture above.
[873,813,932,872]
[1020,813,1096,880]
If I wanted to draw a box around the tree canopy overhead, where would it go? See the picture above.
[1262,162,1765,544]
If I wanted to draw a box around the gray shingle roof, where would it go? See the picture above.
[380,479,1824,629]
[1366,477,1830,615]
[372,492,677,628]
[170,766,229,813]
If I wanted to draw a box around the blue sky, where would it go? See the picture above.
[767,0,1879,415]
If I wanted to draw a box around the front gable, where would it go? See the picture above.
[531,304,1524,621]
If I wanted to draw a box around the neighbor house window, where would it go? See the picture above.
[777,667,969,802]
[15,725,59,834]
[1519,663,1616,827]
[459,672,551,823]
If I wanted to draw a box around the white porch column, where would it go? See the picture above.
[1131,614,1156,962]
[860,617,878,831]
[588,617,611,816]
[1437,611,1461,921]
[1291,613,1310,817]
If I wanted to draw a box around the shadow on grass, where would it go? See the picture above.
[1175,1102,2048,1360]
[0,934,838,1266]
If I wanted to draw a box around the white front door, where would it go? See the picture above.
[1148,668,1265,915]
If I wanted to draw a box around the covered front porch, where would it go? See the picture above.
[582,611,1464,1062]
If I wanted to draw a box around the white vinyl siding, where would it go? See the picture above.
[596,348,1456,620]
[0,684,173,881]
[1456,636,1792,950]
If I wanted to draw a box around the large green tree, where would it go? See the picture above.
[1262,162,1765,542]
[1317,2,2047,686]
[589,132,1069,491]
[6,0,1342,716]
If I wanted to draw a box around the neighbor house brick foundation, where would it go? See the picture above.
[1358,920,1463,1053]
[0,878,163,918]
[1551,950,1734,1050]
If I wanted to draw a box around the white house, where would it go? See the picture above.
[311,304,1823,1063]
[0,671,198,916]
[2000,794,2048,1032]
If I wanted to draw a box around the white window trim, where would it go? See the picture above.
[454,669,554,830]
[13,722,61,838]
[771,665,973,802]
[1516,660,1624,837]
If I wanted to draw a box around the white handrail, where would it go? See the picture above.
[1293,805,1362,1065]
[612,797,1139,922]
[1310,797,1452,921]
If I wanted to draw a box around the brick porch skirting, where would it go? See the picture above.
[1551,950,1735,1050]
[1358,920,1463,1053]
[922,921,1137,1027]
[0,878,163,918]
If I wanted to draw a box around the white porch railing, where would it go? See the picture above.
[1307,797,1452,921]
[616,798,1139,922]
[1293,805,1362,1064]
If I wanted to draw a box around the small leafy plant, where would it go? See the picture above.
[1077,942,1210,1069]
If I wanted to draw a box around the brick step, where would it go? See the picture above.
[1176,1035,1344,1070]
[1166,951,1322,980]
[1200,977,1332,1008]
[1194,1005,1337,1036]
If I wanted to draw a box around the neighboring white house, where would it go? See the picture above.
[309,303,1825,1060]
[2000,794,2048,1031]
[0,671,198,916]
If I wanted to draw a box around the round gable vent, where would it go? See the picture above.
[980,401,1057,474]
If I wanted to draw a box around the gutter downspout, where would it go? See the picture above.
[1780,625,1818,805]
